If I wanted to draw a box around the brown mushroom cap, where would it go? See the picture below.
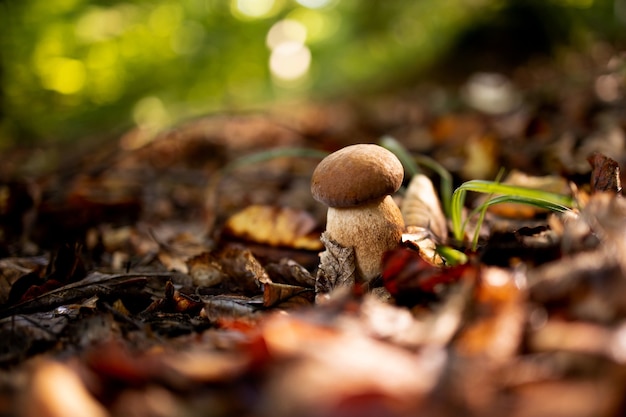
[311,144,404,207]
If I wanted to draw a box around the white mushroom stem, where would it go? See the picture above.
[325,195,404,282]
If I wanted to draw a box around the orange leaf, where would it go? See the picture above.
[223,205,322,250]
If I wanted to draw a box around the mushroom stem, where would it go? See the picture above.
[326,195,404,281]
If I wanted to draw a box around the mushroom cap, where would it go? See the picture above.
[311,144,404,207]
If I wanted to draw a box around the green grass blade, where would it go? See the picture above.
[436,244,468,266]
[470,169,505,250]
[451,180,575,242]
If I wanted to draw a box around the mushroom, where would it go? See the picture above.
[311,144,405,282]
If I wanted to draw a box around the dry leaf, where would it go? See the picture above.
[588,152,622,194]
[156,230,212,274]
[402,226,445,266]
[401,174,448,241]
[200,295,261,325]
[223,205,323,250]
[218,245,271,294]
[315,232,357,295]
[263,282,314,308]
[187,252,228,287]
[0,257,47,305]
[146,280,204,315]
[264,258,316,287]
[381,248,471,307]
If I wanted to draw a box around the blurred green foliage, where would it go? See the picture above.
[0,0,622,145]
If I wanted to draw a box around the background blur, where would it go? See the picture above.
[0,0,623,146]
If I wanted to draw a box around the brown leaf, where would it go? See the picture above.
[588,152,622,194]
[0,272,150,319]
[401,174,447,242]
[315,232,357,295]
[168,281,204,315]
[0,257,47,305]
[265,258,316,288]
[156,230,212,274]
[217,245,271,294]
[187,252,228,287]
[263,282,314,308]
[200,295,261,325]
[7,243,86,305]
[223,205,323,250]
[0,312,75,365]
[401,226,445,266]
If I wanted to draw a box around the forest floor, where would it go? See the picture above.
[1,46,626,417]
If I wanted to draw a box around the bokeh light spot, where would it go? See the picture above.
[40,57,86,95]
[233,0,276,19]
[269,41,311,81]
[266,19,307,50]
[288,8,341,43]
[295,0,336,9]
[133,96,170,130]
[75,7,124,42]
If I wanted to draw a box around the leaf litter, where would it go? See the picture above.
[2,51,626,417]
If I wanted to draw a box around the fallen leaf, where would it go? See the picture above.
[187,252,228,287]
[401,174,448,242]
[0,312,73,365]
[8,243,86,305]
[145,280,204,315]
[0,256,47,305]
[315,232,357,295]
[223,205,323,250]
[263,282,314,308]
[200,295,261,325]
[402,226,445,266]
[381,248,469,306]
[218,245,271,294]
[265,258,316,288]
[0,271,151,319]
[156,230,211,274]
[588,152,622,194]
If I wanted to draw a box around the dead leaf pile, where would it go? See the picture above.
[1,45,626,417]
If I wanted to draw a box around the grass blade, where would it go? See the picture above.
[451,180,575,242]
